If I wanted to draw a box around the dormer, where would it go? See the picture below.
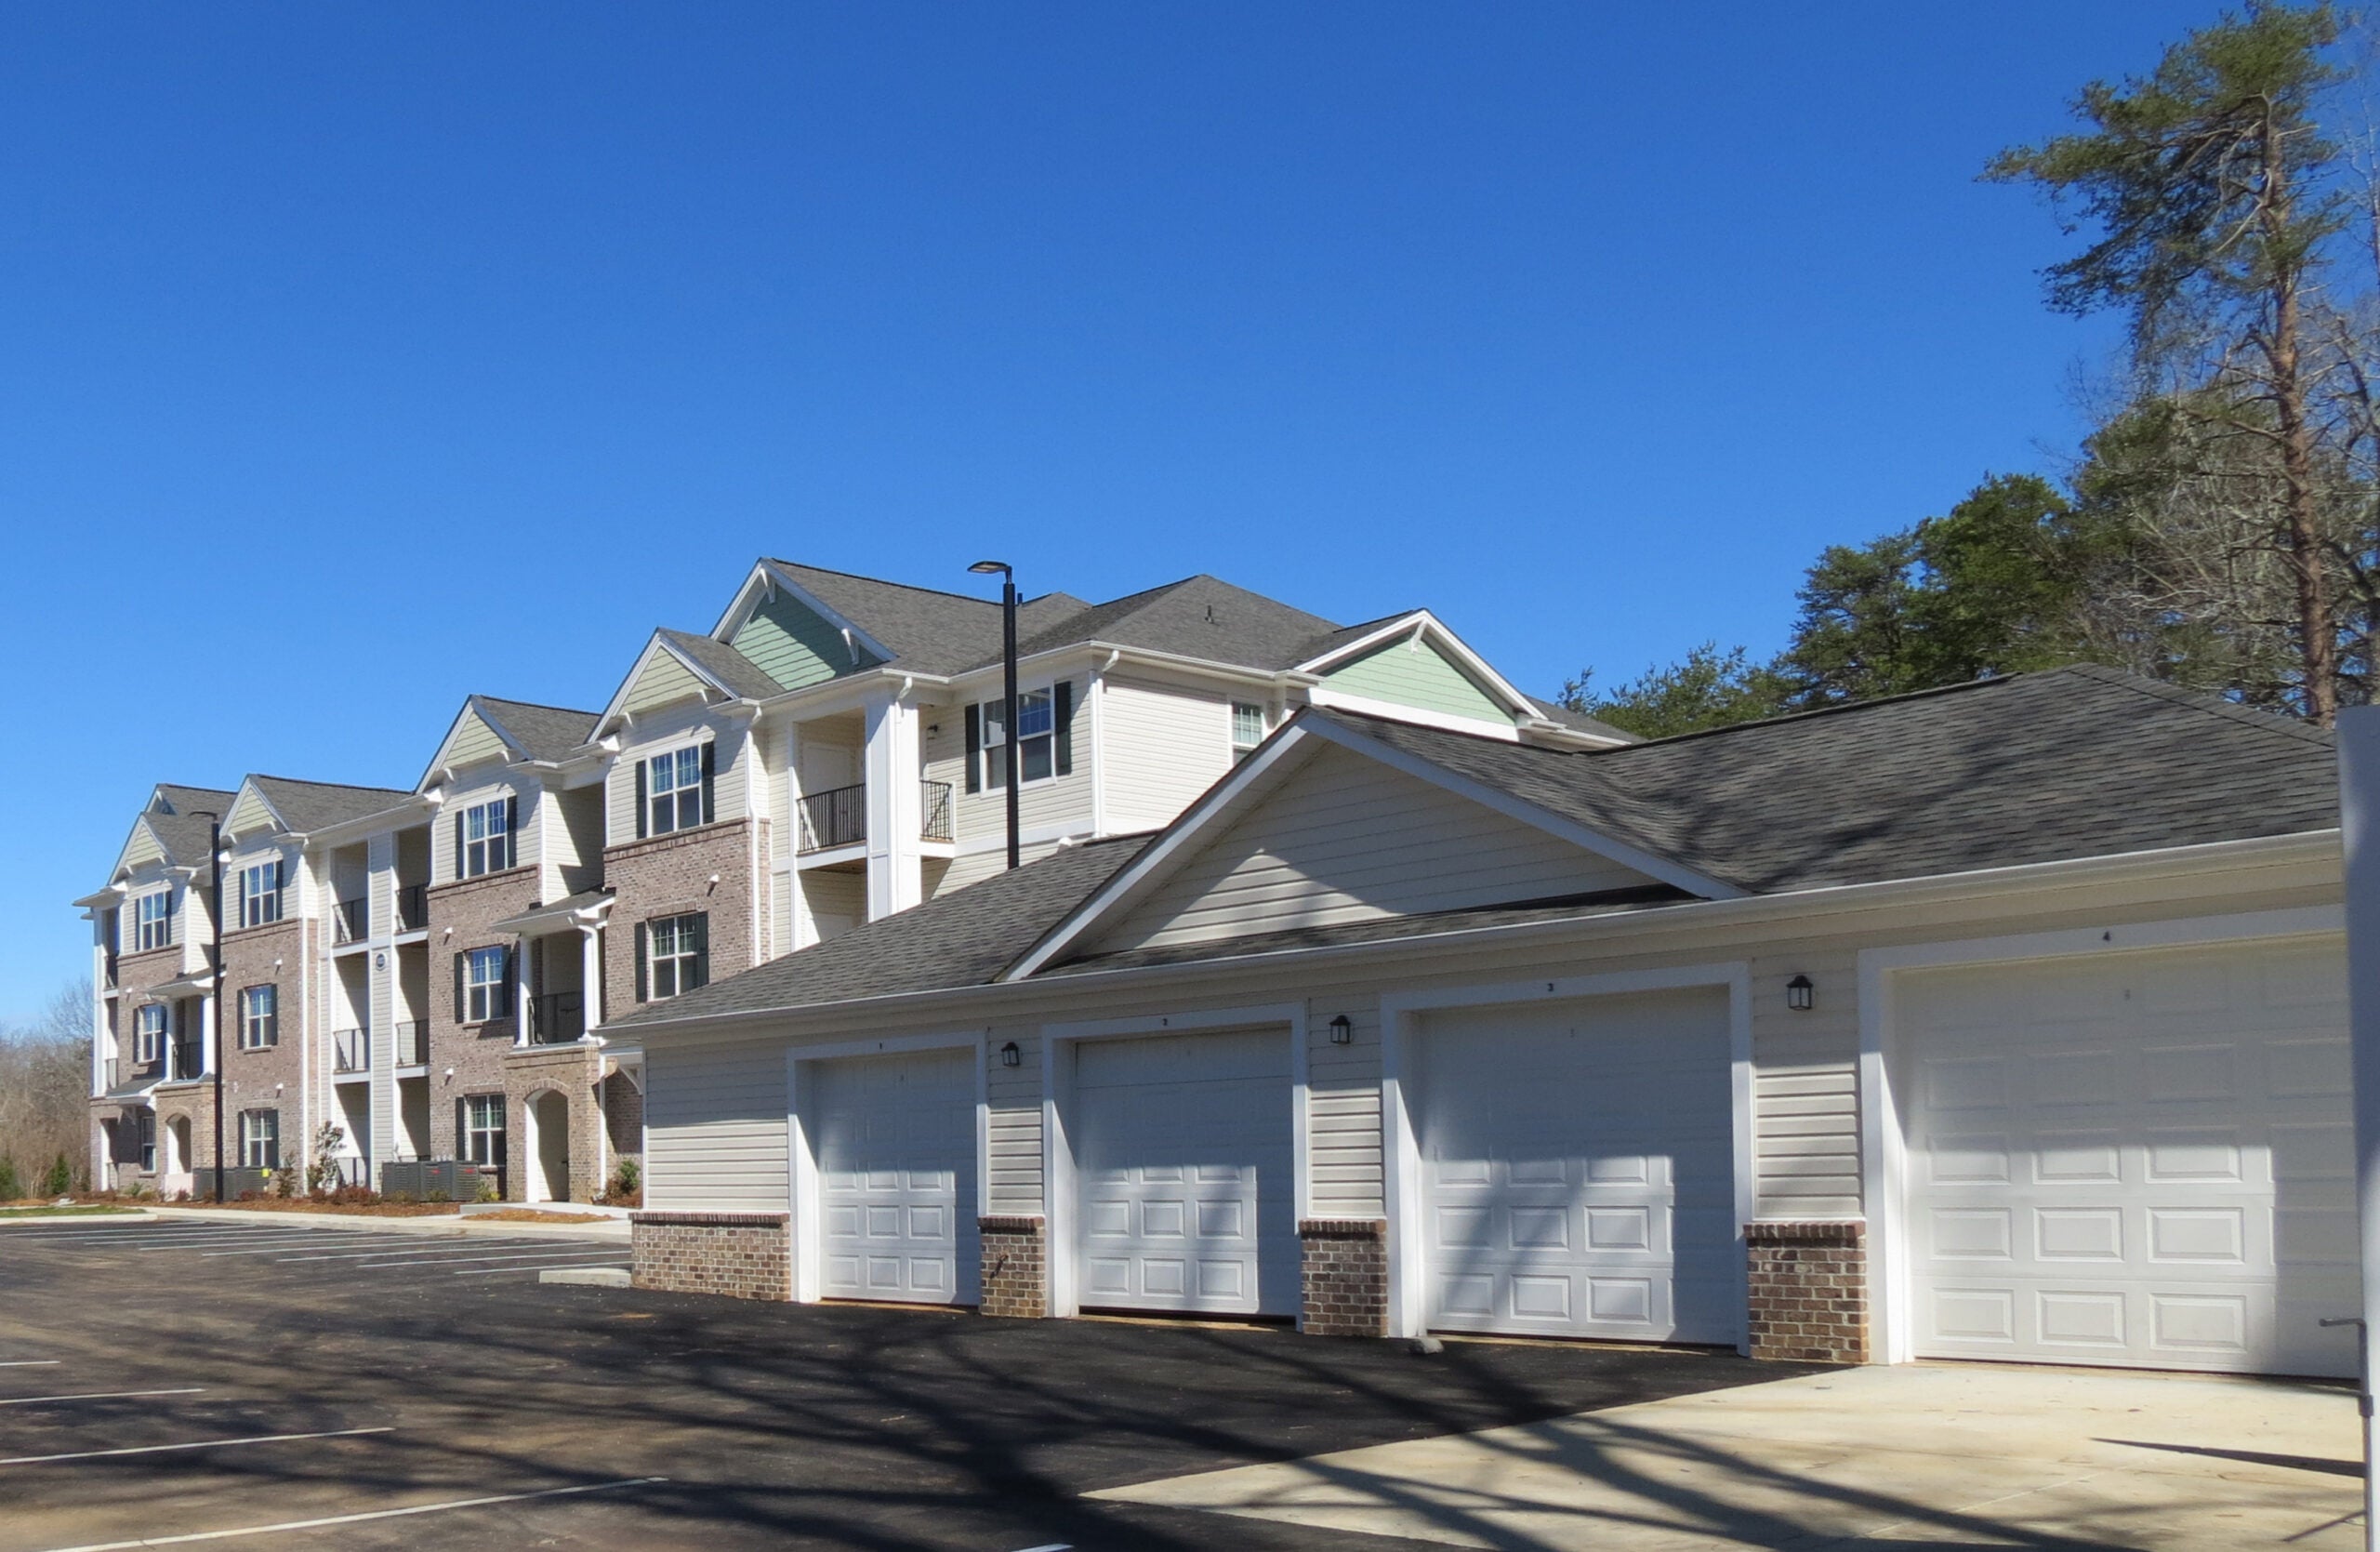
[1295,611,1628,748]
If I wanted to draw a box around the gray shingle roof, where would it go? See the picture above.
[1521,695,1638,745]
[473,696,601,762]
[152,784,236,818]
[767,563,1092,677]
[998,575,1343,674]
[140,812,219,869]
[248,775,416,834]
[605,835,1150,1028]
[1331,664,2339,895]
[657,630,782,701]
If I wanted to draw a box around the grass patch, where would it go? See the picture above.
[0,1204,143,1219]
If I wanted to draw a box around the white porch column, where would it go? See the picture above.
[199,992,218,1076]
[862,694,924,921]
[579,922,603,1030]
[2334,706,2380,1544]
[513,941,531,1048]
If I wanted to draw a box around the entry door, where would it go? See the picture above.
[812,1049,979,1305]
[1414,988,1738,1343]
[1073,1029,1296,1316]
[1900,939,2355,1377]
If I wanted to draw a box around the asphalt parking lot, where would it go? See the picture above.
[0,1216,1813,1551]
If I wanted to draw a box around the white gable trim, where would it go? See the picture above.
[1303,686,1523,739]
[1296,610,1538,723]
[416,697,525,793]
[221,778,291,842]
[999,714,1738,981]
[711,561,897,668]
[595,632,737,736]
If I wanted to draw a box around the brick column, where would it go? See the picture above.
[1745,1220,1867,1363]
[630,1211,791,1301]
[977,1214,1047,1318]
[1299,1218,1388,1337]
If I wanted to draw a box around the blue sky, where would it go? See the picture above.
[1,2,2222,1022]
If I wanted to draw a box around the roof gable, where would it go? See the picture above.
[1320,634,1510,723]
[616,637,712,719]
[114,816,171,876]
[728,588,876,690]
[446,707,513,770]
[224,783,284,840]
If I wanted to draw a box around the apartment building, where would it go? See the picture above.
[80,559,1604,1203]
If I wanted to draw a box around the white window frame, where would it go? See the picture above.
[1231,701,1269,763]
[135,1003,167,1066]
[240,1109,280,1170]
[240,859,283,928]
[463,1094,506,1166]
[465,946,509,1024]
[980,684,1059,790]
[238,984,278,1050]
[460,799,512,879]
[644,745,706,836]
[647,912,706,1001]
[135,889,173,952]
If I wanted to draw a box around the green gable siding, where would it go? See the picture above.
[623,649,710,716]
[1324,637,1513,723]
[445,709,512,771]
[224,786,281,840]
[732,591,869,691]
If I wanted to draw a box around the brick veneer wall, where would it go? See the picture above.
[602,820,757,1019]
[423,865,539,1161]
[219,917,307,1170]
[631,1211,791,1301]
[504,1042,605,1203]
[1746,1221,1868,1363]
[152,1086,218,1195]
[108,943,187,1093]
[1299,1218,1389,1337]
[978,1215,1047,1319]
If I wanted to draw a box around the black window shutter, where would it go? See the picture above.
[964,704,982,794]
[634,760,648,840]
[500,944,516,1014]
[493,1097,508,1166]
[455,1096,469,1161]
[700,740,717,825]
[1055,680,1076,776]
[452,951,467,1023]
[690,912,709,990]
[454,813,465,880]
[634,923,648,1003]
[505,795,519,869]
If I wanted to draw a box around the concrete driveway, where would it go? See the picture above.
[1094,1361,2363,1550]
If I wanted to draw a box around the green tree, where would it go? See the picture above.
[1561,643,1794,739]
[41,1153,72,1198]
[0,1158,20,1202]
[1987,1,2351,721]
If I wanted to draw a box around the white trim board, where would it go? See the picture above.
[1855,904,2346,1366]
[782,1029,988,1306]
[1038,1002,1307,1323]
[1379,962,1755,1349]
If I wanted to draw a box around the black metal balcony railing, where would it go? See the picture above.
[102,954,119,990]
[170,1040,203,1082]
[394,883,429,933]
[527,992,586,1045]
[797,783,866,854]
[919,779,954,843]
[332,1027,370,1074]
[332,896,367,945]
[393,1019,428,1067]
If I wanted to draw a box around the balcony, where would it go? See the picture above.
[393,1019,428,1067]
[394,883,429,933]
[797,780,959,855]
[169,1040,203,1082]
[332,1027,371,1074]
[332,897,367,945]
[527,992,585,1045]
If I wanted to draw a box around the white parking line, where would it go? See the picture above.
[197,1238,404,1256]
[0,1360,62,1368]
[0,1388,205,1407]
[346,1250,622,1270]
[0,1426,391,1466]
[271,1240,557,1263]
[449,1260,630,1276]
[28,1475,667,1551]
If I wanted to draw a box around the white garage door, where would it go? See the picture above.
[1900,938,2354,1377]
[811,1049,978,1306]
[1413,988,1739,1343]
[1073,1029,1297,1317]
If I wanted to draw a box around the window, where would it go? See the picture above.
[641,745,710,837]
[239,859,283,928]
[456,798,513,879]
[461,945,510,1024]
[642,912,707,1001]
[135,889,173,951]
[135,1003,166,1066]
[1231,702,1268,763]
[240,1109,280,1169]
[968,682,1073,792]
[238,985,278,1049]
[462,1094,506,1167]
[139,1112,155,1174]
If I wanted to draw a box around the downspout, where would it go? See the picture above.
[205,818,226,1202]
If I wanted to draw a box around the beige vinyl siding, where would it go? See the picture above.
[922,681,1094,856]
[935,838,1075,896]
[796,869,865,942]
[536,789,575,902]
[622,645,711,719]
[224,786,278,841]
[1099,743,1652,953]
[766,725,795,860]
[431,777,536,883]
[769,869,792,959]
[367,842,397,1161]
[731,591,866,691]
[606,708,748,848]
[1749,948,1861,1220]
[444,708,512,771]
[644,1039,789,1212]
[1102,674,1234,833]
[119,821,168,873]
[1306,997,1383,1216]
[1323,637,1513,724]
[985,1026,1041,1214]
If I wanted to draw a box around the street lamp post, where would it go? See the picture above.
[969,561,1022,870]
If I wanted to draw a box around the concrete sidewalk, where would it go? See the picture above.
[1094,1361,2363,1550]
[0,1205,628,1240]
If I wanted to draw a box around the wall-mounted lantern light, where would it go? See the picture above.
[999,1041,1021,1068]
[1786,975,1815,1013]
[1329,1015,1354,1044]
